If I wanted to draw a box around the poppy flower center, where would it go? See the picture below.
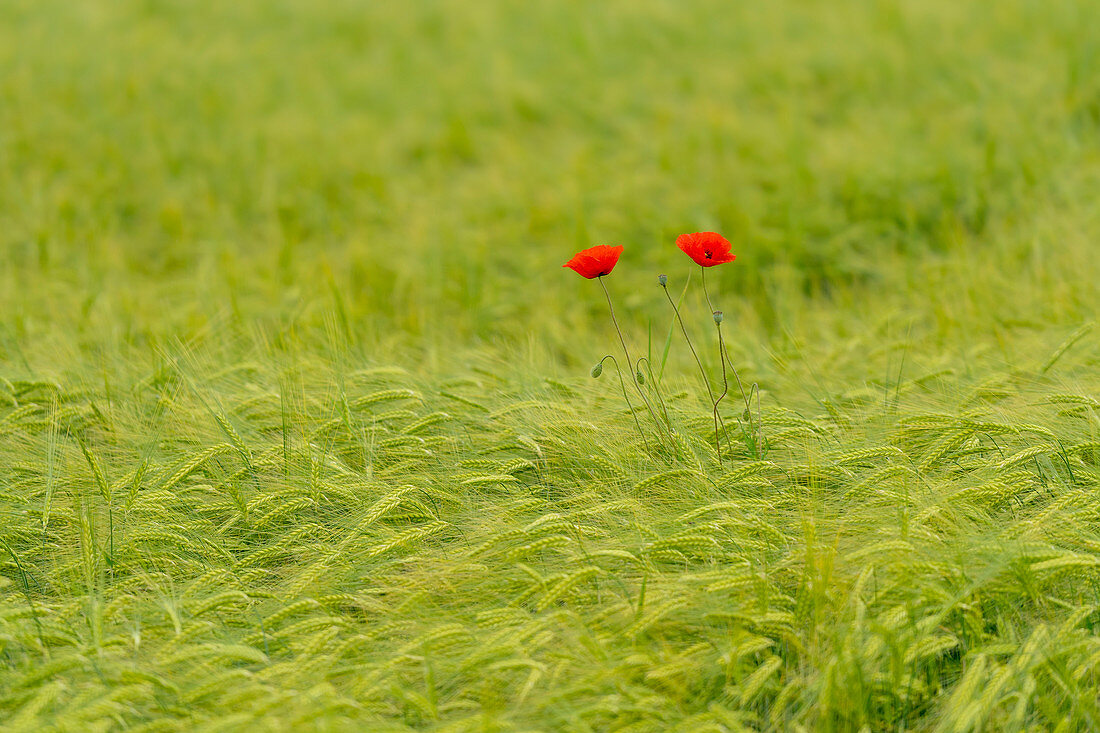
[704,251,712,258]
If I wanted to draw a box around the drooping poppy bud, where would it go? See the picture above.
[591,362,603,378]
[636,370,645,385]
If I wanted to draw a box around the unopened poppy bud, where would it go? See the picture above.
[657,274,668,288]
[636,370,645,385]
[713,310,724,324]
[591,362,603,378]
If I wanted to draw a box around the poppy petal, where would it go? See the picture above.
[563,244,624,279]
[676,232,734,267]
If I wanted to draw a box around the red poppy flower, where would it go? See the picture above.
[562,244,624,279]
[676,232,735,267]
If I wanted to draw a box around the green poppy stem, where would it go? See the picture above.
[596,355,650,454]
[660,275,734,457]
[598,276,669,445]
[635,356,673,432]
[701,266,759,459]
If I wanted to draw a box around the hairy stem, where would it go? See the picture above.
[597,355,650,453]
[703,267,762,458]
[701,267,731,463]
[635,356,672,431]
[661,278,734,454]
[599,276,669,443]
[713,323,730,462]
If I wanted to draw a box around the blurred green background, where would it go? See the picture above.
[4,2,1100,729]
[3,0,1097,379]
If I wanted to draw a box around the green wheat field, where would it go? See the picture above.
[3,1,1100,730]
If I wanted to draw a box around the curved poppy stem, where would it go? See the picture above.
[596,355,650,454]
[635,356,673,432]
[703,267,761,459]
[701,267,731,464]
[712,322,731,460]
[660,277,734,455]
[720,345,765,458]
[598,276,669,444]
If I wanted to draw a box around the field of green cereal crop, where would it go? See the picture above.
[2,1,1100,730]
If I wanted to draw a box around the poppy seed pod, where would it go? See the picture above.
[591,362,603,378]
[713,311,724,324]
[657,274,668,288]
